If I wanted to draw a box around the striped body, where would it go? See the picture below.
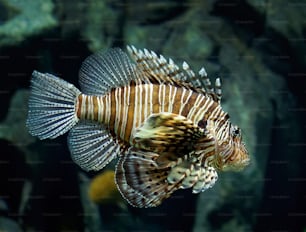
[76,81,227,148]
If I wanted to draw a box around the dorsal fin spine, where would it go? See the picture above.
[151,51,158,58]
[126,45,222,103]
[199,67,207,77]
[182,61,189,70]
[215,78,222,103]
[160,55,167,64]
[144,48,151,58]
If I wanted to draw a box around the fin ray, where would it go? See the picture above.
[133,113,204,157]
[192,165,218,193]
[79,48,137,95]
[68,122,120,171]
[127,45,222,103]
[167,159,218,193]
[26,71,81,139]
[115,148,180,208]
[115,147,217,207]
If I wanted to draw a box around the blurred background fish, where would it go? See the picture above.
[88,170,125,208]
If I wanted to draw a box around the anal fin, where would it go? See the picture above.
[68,121,120,171]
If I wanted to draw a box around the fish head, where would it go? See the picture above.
[215,124,250,171]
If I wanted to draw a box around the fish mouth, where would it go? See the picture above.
[242,156,250,166]
[235,151,250,170]
[221,153,250,172]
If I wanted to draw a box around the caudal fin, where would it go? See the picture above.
[26,71,81,140]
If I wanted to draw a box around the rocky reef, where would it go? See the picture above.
[0,0,305,231]
[0,0,57,48]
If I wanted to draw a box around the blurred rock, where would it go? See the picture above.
[125,1,215,63]
[55,0,122,52]
[0,139,28,230]
[0,199,8,212]
[193,44,290,231]
[0,0,57,48]
[192,1,304,232]
[0,0,304,231]
[0,217,22,232]
[126,0,188,25]
[80,0,122,52]
[78,173,103,232]
[0,89,34,147]
[247,0,306,37]
[55,0,84,38]
[248,0,306,103]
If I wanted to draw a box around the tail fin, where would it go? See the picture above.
[26,71,81,140]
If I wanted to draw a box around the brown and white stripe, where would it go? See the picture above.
[75,80,228,148]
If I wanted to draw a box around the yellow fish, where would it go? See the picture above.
[88,170,124,207]
[26,46,250,208]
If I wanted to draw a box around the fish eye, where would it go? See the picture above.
[198,120,207,129]
[231,125,241,137]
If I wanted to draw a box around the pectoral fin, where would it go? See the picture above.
[167,157,218,193]
[191,165,218,193]
[115,113,215,207]
[133,113,205,163]
[115,147,180,208]
[115,147,218,208]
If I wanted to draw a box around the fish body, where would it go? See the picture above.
[27,46,249,207]
[76,81,222,146]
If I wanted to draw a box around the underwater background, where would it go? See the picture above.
[0,0,306,231]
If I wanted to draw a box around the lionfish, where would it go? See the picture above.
[26,46,249,208]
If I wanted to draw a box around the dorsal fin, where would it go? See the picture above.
[78,46,222,103]
[78,48,137,95]
[127,45,222,103]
